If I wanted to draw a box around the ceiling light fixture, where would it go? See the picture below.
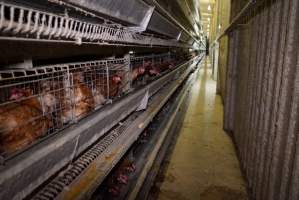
[207,18,210,22]
[208,5,211,11]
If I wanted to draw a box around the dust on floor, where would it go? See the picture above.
[150,60,248,200]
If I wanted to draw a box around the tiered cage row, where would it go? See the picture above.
[0,53,185,159]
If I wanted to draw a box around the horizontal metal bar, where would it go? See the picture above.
[136,83,191,200]
[211,0,256,45]
[0,35,190,48]
[0,52,172,80]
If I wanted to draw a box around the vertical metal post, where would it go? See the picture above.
[66,66,75,123]
[150,34,153,47]
[106,61,110,101]
[152,54,154,66]
[142,57,147,85]
[124,53,132,92]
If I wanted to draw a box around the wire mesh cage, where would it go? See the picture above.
[130,56,147,87]
[106,58,130,100]
[0,52,187,159]
[129,53,178,84]
[0,67,68,157]
[0,58,131,158]
[145,53,172,78]
[63,65,97,124]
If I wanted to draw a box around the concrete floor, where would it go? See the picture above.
[154,59,248,200]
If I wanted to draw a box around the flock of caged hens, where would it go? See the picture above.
[0,59,177,155]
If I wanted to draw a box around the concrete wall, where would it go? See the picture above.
[224,0,299,200]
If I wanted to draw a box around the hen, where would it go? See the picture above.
[61,72,95,123]
[147,60,175,76]
[98,73,123,99]
[86,70,107,108]
[0,88,52,154]
[39,80,58,114]
[106,156,136,197]
[131,65,146,82]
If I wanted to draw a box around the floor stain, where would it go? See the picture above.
[159,189,191,200]
[165,173,176,183]
[200,185,247,200]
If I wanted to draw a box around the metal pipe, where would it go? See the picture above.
[0,36,189,48]
[211,0,256,45]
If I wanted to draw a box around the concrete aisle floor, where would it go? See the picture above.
[154,59,248,200]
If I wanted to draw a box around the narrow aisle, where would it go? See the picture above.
[155,59,248,200]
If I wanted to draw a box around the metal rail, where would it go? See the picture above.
[0,57,126,80]
[0,2,190,48]
[210,0,256,45]
[136,85,191,200]
[127,63,200,200]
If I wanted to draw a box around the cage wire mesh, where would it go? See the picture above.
[106,58,130,100]
[0,67,68,157]
[130,56,147,87]
[0,59,128,158]
[0,52,185,159]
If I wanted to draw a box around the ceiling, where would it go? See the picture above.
[199,0,215,37]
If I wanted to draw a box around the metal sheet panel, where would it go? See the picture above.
[65,0,151,26]
[147,11,181,39]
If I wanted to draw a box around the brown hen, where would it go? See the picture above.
[0,88,52,154]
